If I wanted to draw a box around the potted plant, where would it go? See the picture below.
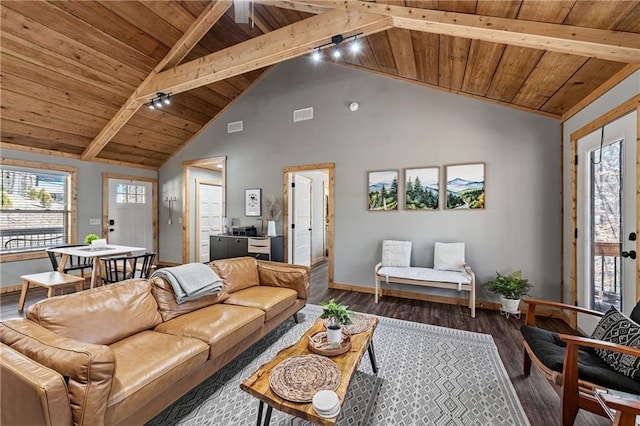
[320,299,354,343]
[485,270,532,314]
[84,233,100,245]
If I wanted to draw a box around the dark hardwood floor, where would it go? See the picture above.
[0,262,609,426]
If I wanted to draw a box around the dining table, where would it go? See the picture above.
[47,244,146,289]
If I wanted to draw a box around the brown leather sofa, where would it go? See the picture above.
[0,257,309,426]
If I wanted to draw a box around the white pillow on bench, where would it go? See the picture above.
[381,240,412,267]
[433,242,465,271]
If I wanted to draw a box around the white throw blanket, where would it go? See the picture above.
[151,263,223,304]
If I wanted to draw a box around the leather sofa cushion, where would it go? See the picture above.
[105,331,208,423]
[257,261,310,300]
[211,257,260,294]
[1,343,72,426]
[26,279,163,345]
[151,274,229,322]
[224,286,297,321]
[521,325,640,394]
[155,304,265,359]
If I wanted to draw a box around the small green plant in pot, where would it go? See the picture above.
[84,233,100,245]
[485,270,532,314]
[320,299,354,343]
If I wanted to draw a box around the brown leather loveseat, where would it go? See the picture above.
[0,257,309,426]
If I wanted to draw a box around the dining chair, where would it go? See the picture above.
[101,252,156,284]
[47,244,93,277]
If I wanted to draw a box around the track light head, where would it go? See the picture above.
[333,47,341,58]
[350,37,361,53]
[163,94,171,105]
[148,102,155,110]
[311,48,321,62]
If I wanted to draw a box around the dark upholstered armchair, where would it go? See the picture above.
[520,298,640,426]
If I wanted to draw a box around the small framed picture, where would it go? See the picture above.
[404,167,439,210]
[245,188,262,216]
[368,170,399,211]
[445,163,485,209]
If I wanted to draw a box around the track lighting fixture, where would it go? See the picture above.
[148,92,171,110]
[309,32,363,63]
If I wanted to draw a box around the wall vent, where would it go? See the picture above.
[293,107,313,122]
[227,120,243,133]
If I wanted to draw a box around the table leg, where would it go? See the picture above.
[18,280,30,312]
[264,406,273,426]
[57,254,69,272]
[256,401,264,426]
[90,258,103,288]
[368,341,378,374]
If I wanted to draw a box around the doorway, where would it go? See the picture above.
[102,173,157,254]
[284,163,334,285]
[573,109,637,332]
[196,180,223,263]
[182,157,226,263]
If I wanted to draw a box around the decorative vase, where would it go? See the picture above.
[500,297,521,313]
[326,326,342,344]
[267,220,276,237]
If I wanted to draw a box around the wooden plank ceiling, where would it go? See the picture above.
[1,1,639,170]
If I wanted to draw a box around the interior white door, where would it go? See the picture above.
[292,174,312,266]
[108,179,153,250]
[197,183,222,263]
[576,111,637,333]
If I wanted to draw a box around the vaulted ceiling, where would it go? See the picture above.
[2,1,639,170]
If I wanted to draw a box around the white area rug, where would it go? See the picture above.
[148,304,529,425]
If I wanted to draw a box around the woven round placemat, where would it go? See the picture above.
[269,355,341,402]
[323,313,372,335]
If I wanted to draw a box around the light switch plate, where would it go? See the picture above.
[89,218,101,225]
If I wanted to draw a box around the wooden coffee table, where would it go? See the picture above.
[241,315,378,426]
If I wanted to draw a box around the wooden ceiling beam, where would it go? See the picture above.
[136,9,393,99]
[81,0,232,161]
[262,1,640,63]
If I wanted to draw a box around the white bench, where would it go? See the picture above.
[373,240,476,318]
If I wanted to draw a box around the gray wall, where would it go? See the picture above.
[0,149,157,288]
[562,71,639,306]
[160,57,562,302]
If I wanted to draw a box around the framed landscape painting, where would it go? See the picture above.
[368,170,399,211]
[445,163,485,209]
[404,167,439,210]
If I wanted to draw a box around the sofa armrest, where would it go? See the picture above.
[1,343,72,426]
[257,260,310,300]
[1,320,115,426]
[522,297,604,326]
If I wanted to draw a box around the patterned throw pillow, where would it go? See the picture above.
[590,306,640,380]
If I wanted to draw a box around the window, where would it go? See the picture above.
[116,183,146,204]
[0,159,77,261]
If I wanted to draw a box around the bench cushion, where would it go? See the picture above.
[377,266,472,285]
